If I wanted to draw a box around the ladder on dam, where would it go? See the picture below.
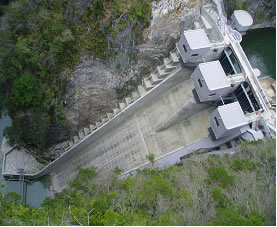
[17,169,26,204]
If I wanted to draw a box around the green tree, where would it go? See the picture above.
[113,166,123,175]
[146,153,155,167]
[213,208,264,226]
[206,167,234,188]
[5,110,51,150]
[11,73,42,110]
[0,141,275,225]
[69,167,97,191]
[211,187,227,208]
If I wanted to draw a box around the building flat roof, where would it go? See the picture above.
[233,10,253,27]
[218,102,248,130]
[184,29,211,50]
[198,61,230,90]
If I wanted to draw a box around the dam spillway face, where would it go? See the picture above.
[62,48,181,153]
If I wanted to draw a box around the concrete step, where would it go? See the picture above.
[63,140,70,150]
[69,141,74,147]
[171,46,177,53]
[163,57,171,65]
[119,102,126,111]
[89,124,96,131]
[219,144,228,150]
[231,140,237,147]
[107,113,114,120]
[113,108,120,115]
[164,55,178,66]
[132,91,140,100]
[73,136,80,144]
[101,117,108,124]
[194,21,201,29]
[143,78,154,91]
[157,66,170,79]
[78,130,85,140]
[173,46,180,57]
[161,63,176,72]
[150,73,163,85]
[125,97,133,105]
[170,52,179,65]
[138,85,146,96]
[83,127,90,135]
[95,121,102,128]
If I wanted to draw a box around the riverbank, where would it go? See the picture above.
[250,22,276,30]
[1,137,45,175]
[0,113,53,207]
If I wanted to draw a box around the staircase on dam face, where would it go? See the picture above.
[61,49,181,154]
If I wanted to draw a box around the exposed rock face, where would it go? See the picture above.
[65,0,95,24]
[146,0,208,49]
[64,54,120,134]
[63,0,208,138]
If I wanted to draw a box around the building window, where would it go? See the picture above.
[183,45,187,53]
[198,79,202,88]
[191,53,198,57]
[209,93,216,97]
[214,117,219,127]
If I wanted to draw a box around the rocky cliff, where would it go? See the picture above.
[62,0,208,142]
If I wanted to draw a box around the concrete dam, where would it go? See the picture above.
[2,1,276,192]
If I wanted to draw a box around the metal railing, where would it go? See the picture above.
[235,42,271,110]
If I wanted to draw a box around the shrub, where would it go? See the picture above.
[69,167,97,191]
[211,187,227,208]
[257,10,265,20]
[102,210,129,226]
[146,153,155,166]
[128,0,152,23]
[120,177,138,192]
[207,167,234,188]
[5,110,51,149]
[213,208,265,226]
[11,73,42,110]
[230,159,254,171]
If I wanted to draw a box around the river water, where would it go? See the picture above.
[241,28,276,79]
[0,27,275,207]
[0,113,52,207]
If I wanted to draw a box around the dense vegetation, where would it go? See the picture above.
[0,140,275,225]
[0,0,152,157]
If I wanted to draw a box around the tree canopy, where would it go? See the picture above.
[0,140,275,225]
[0,0,153,156]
